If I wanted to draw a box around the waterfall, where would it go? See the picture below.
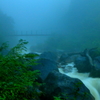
[58,62,100,100]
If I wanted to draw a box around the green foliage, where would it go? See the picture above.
[0,39,41,100]
[54,96,62,100]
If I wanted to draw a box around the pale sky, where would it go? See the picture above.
[0,0,70,33]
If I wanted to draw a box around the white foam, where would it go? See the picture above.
[58,62,100,100]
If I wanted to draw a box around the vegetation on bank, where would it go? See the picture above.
[0,39,94,100]
[0,39,41,100]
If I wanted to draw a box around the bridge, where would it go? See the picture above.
[9,30,52,36]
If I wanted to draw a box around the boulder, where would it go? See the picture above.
[74,56,92,73]
[31,52,58,80]
[40,70,95,100]
[88,47,100,59]
[59,52,81,64]
[93,56,100,70]
[89,56,100,77]
[32,59,58,80]
[40,51,58,62]
[58,53,69,64]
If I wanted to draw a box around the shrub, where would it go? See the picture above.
[0,39,41,100]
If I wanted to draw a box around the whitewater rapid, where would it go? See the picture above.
[58,62,100,100]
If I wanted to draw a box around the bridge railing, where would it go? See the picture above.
[9,30,52,36]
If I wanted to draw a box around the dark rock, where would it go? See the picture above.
[40,51,58,62]
[95,56,100,62]
[31,52,58,80]
[59,52,84,65]
[58,53,69,64]
[65,54,81,64]
[40,70,94,100]
[32,59,58,80]
[89,56,100,77]
[74,56,92,73]
[90,69,100,78]
[89,47,100,59]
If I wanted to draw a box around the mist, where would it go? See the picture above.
[0,0,100,52]
[0,0,70,51]
[40,0,100,53]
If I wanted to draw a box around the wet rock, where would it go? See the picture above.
[59,52,82,65]
[40,70,95,100]
[58,53,69,64]
[74,56,92,73]
[89,56,100,77]
[40,51,58,62]
[59,62,75,73]
[89,47,100,59]
[31,52,58,80]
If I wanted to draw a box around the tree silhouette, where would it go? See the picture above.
[0,10,15,44]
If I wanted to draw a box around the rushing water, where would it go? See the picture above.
[58,62,100,100]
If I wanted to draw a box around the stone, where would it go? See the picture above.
[40,70,95,100]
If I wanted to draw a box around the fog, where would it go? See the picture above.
[0,0,70,30]
[0,0,70,51]
[0,0,100,52]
